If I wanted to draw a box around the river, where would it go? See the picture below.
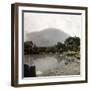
[24,54,80,77]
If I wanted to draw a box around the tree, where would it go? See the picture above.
[64,36,80,51]
[55,42,65,53]
[24,41,35,54]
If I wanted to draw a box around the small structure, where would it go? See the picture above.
[24,64,36,77]
[29,65,36,77]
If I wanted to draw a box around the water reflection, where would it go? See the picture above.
[24,54,80,77]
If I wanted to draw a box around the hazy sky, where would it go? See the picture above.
[24,12,82,40]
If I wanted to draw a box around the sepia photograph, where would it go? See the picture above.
[11,3,87,87]
[23,11,81,77]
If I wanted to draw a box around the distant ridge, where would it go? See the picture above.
[26,28,70,47]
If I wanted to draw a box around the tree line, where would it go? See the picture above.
[24,36,80,55]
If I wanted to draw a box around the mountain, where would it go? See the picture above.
[26,28,70,47]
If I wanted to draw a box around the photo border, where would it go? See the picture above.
[11,3,88,87]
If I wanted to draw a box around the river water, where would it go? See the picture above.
[24,54,80,76]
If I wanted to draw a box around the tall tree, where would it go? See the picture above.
[64,36,80,51]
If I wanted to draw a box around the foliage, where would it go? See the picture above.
[24,36,80,55]
[64,36,80,51]
[63,50,80,56]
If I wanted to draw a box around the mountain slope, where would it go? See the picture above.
[26,28,70,47]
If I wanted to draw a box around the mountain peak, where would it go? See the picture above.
[41,28,63,33]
